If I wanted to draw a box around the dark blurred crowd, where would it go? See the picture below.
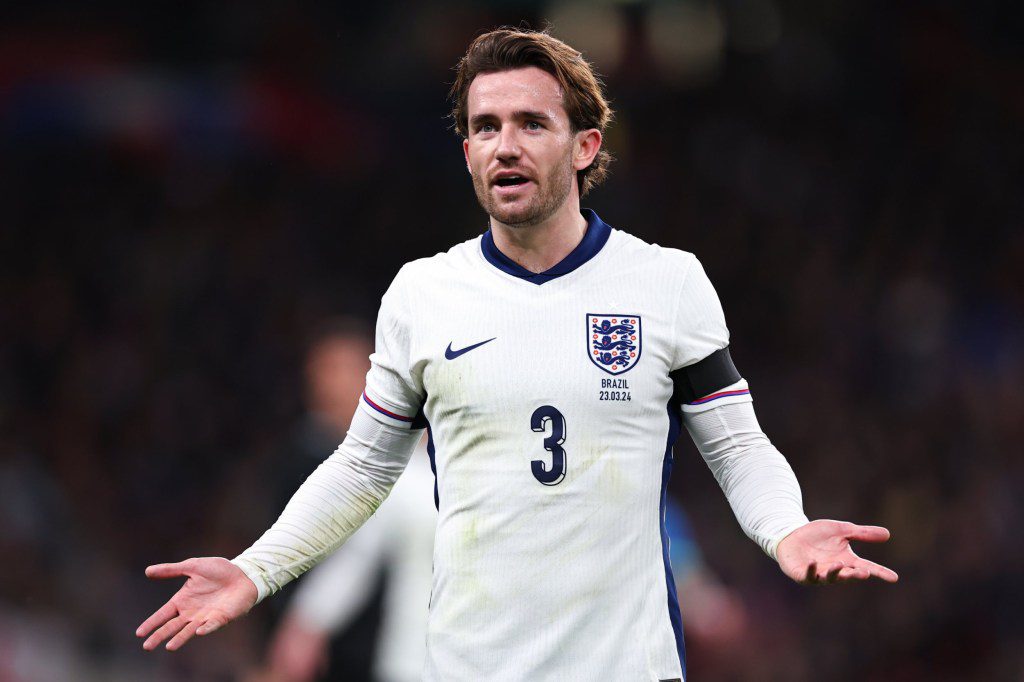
[1,2,1021,680]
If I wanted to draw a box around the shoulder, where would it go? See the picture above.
[607,229,701,285]
[394,235,484,281]
[387,235,485,293]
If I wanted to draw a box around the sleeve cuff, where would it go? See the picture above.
[765,518,811,561]
[230,557,272,605]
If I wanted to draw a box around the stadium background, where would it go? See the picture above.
[1,1,1021,680]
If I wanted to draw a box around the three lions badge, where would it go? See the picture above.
[587,314,641,375]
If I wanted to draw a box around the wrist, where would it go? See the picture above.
[767,519,810,561]
[230,557,271,605]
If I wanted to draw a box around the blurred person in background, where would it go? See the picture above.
[272,320,376,521]
[258,319,385,680]
[259,445,434,682]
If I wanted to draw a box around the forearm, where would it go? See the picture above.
[232,408,421,603]
[683,394,808,559]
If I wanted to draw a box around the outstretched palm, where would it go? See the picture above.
[136,557,258,651]
[777,520,899,585]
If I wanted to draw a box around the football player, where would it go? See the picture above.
[138,28,897,682]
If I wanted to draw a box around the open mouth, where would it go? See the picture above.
[494,176,530,188]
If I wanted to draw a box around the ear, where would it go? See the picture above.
[572,129,602,172]
[463,138,472,175]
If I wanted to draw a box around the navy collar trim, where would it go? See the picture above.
[480,209,612,285]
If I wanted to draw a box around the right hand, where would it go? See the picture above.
[136,557,258,651]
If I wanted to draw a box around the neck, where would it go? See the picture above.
[489,197,588,274]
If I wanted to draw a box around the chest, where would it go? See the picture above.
[413,283,678,430]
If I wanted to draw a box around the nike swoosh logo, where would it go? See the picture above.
[445,337,496,360]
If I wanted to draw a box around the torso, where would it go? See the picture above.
[387,213,702,681]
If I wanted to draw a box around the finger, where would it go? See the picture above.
[803,562,818,584]
[166,617,202,651]
[197,617,224,636]
[836,566,871,581]
[854,558,899,583]
[145,560,194,579]
[846,525,891,543]
[818,562,843,583]
[143,615,187,651]
[824,562,845,583]
[137,600,178,638]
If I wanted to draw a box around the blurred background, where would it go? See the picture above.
[1,0,1022,680]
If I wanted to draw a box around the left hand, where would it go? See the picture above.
[776,520,899,585]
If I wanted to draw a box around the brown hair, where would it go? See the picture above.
[450,27,614,197]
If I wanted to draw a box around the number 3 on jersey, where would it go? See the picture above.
[530,405,566,486]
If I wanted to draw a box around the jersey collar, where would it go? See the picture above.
[480,208,612,285]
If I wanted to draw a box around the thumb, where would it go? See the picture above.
[145,559,195,579]
[846,525,890,543]
[197,619,223,636]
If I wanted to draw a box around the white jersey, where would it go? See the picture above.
[359,210,753,682]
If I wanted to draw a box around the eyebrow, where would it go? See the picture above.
[469,110,554,128]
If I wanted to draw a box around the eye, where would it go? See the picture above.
[478,123,496,134]
[526,121,542,131]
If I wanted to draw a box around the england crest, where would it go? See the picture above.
[587,314,642,375]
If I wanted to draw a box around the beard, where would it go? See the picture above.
[472,152,574,228]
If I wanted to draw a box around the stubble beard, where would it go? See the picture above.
[473,152,574,229]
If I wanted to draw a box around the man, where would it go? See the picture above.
[137,28,897,681]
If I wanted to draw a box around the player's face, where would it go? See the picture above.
[463,67,578,228]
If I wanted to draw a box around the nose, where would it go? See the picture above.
[495,126,521,162]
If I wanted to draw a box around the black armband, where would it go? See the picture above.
[670,346,741,404]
